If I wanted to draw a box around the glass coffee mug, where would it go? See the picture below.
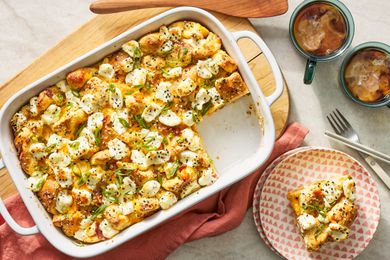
[339,42,390,108]
[289,0,355,84]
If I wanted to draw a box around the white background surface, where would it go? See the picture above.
[1,0,389,259]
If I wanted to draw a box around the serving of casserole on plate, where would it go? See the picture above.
[0,7,283,257]
[11,20,249,243]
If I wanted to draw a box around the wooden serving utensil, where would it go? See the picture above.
[90,0,288,18]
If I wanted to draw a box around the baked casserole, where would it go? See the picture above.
[10,21,249,243]
[287,175,358,251]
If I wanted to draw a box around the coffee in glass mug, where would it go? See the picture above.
[293,2,347,57]
[344,48,390,103]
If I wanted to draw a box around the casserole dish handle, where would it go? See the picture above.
[0,159,39,235]
[232,31,284,106]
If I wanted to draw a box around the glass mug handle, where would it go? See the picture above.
[304,59,317,84]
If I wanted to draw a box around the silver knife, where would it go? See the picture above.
[358,152,390,189]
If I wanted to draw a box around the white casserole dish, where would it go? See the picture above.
[0,7,283,258]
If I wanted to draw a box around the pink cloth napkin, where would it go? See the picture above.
[0,123,308,260]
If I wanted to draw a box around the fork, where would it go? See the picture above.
[327,109,390,189]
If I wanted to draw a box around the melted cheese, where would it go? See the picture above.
[140,180,161,197]
[193,88,211,110]
[198,167,217,186]
[87,112,104,130]
[108,138,129,160]
[109,87,124,109]
[159,110,181,126]
[343,178,356,201]
[121,40,141,58]
[162,67,182,79]
[179,150,198,167]
[142,102,162,122]
[29,143,47,160]
[99,219,119,238]
[182,110,195,126]
[48,152,71,168]
[98,63,115,79]
[297,213,317,231]
[176,78,196,97]
[121,57,134,73]
[159,191,178,209]
[42,104,61,125]
[155,82,173,103]
[27,173,47,192]
[56,191,73,213]
[125,68,148,86]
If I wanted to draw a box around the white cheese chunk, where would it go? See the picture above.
[27,173,47,192]
[55,167,74,188]
[80,218,92,229]
[109,87,123,109]
[80,127,97,145]
[178,150,198,167]
[65,90,80,106]
[68,136,91,159]
[111,110,129,135]
[86,168,103,190]
[121,40,141,58]
[85,222,97,237]
[29,143,47,160]
[142,102,162,122]
[140,180,161,197]
[343,178,356,201]
[119,201,134,215]
[121,57,134,73]
[106,183,119,195]
[162,67,182,79]
[182,111,197,126]
[42,104,61,125]
[80,94,99,114]
[207,87,224,107]
[131,150,150,168]
[155,82,173,103]
[55,191,73,213]
[56,79,69,93]
[198,167,218,186]
[159,191,178,210]
[193,88,211,110]
[158,40,173,54]
[121,177,137,196]
[98,63,115,79]
[125,68,148,86]
[144,131,163,150]
[176,78,197,97]
[47,134,67,151]
[181,128,201,152]
[326,223,349,241]
[72,188,92,206]
[322,180,342,209]
[159,110,181,127]
[297,213,317,231]
[48,152,71,168]
[29,97,39,116]
[99,219,119,239]
[196,59,219,79]
[74,230,87,241]
[147,150,170,165]
[87,112,104,130]
[108,138,129,160]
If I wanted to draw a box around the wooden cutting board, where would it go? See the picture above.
[0,8,289,199]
